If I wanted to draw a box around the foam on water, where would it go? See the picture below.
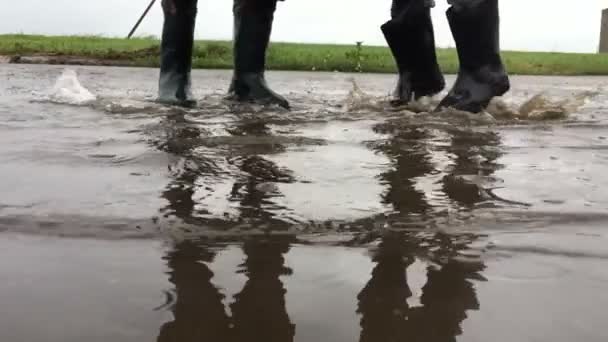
[47,69,96,105]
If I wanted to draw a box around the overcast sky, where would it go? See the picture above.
[2,0,607,53]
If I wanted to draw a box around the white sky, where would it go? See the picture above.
[1,0,607,53]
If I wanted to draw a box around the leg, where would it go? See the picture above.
[381,0,445,106]
[436,0,510,113]
[228,0,290,109]
[158,0,198,107]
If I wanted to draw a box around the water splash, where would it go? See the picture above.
[341,78,595,125]
[489,92,594,121]
[47,69,96,105]
[98,98,173,116]
[37,71,595,128]
[342,78,388,113]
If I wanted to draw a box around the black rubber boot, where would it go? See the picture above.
[227,0,289,109]
[158,0,198,107]
[381,0,445,106]
[436,0,510,113]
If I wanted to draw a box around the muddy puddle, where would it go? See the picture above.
[1,64,608,341]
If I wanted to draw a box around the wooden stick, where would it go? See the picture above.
[127,0,158,39]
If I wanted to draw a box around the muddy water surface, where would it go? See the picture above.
[1,65,608,342]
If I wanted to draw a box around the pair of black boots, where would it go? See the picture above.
[382,0,510,113]
[158,0,289,109]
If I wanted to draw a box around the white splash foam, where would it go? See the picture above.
[48,69,96,105]
[342,78,385,112]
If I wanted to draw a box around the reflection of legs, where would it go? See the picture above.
[442,130,502,208]
[231,170,275,222]
[227,122,294,224]
[357,236,415,342]
[228,0,290,109]
[231,239,295,342]
[158,242,231,342]
[158,0,198,106]
[437,0,510,113]
[375,127,434,214]
[162,172,197,221]
[407,261,482,341]
[159,121,212,223]
[381,0,445,105]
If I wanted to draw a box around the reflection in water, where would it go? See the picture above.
[154,114,492,341]
[5,66,608,342]
[413,260,481,341]
[358,233,484,342]
[156,114,295,228]
[228,130,294,226]
[157,114,221,224]
[231,239,295,342]
[372,120,506,224]
[373,126,434,215]
[357,235,415,342]
[162,166,198,224]
[159,238,295,342]
[153,106,510,231]
[220,120,295,228]
[442,130,503,209]
[159,233,484,342]
[158,241,231,342]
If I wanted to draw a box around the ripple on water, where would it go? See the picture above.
[3,67,608,240]
[4,66,608,342]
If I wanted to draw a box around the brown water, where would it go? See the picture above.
[2,64,608,342]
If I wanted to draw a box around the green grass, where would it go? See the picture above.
[2,34,608,75]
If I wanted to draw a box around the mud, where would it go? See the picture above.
[1,64,608,342]
[9,55,135,67]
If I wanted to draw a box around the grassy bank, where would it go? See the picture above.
[2,34,608,75]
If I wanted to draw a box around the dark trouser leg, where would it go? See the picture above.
[381,0,445,106]
[436,0,510,113]
[228,0,290,109]
[158,0,198,107]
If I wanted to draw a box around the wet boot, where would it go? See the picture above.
[158,0,198,107]
[436,0,510,113]
[381,0,445,106]
[227,0,290,109]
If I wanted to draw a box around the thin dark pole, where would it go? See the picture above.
[127,0,158,39]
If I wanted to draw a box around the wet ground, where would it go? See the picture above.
[2,64,608,342]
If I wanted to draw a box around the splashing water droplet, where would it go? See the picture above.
[48,69,96,105]
[342,78,385,112]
